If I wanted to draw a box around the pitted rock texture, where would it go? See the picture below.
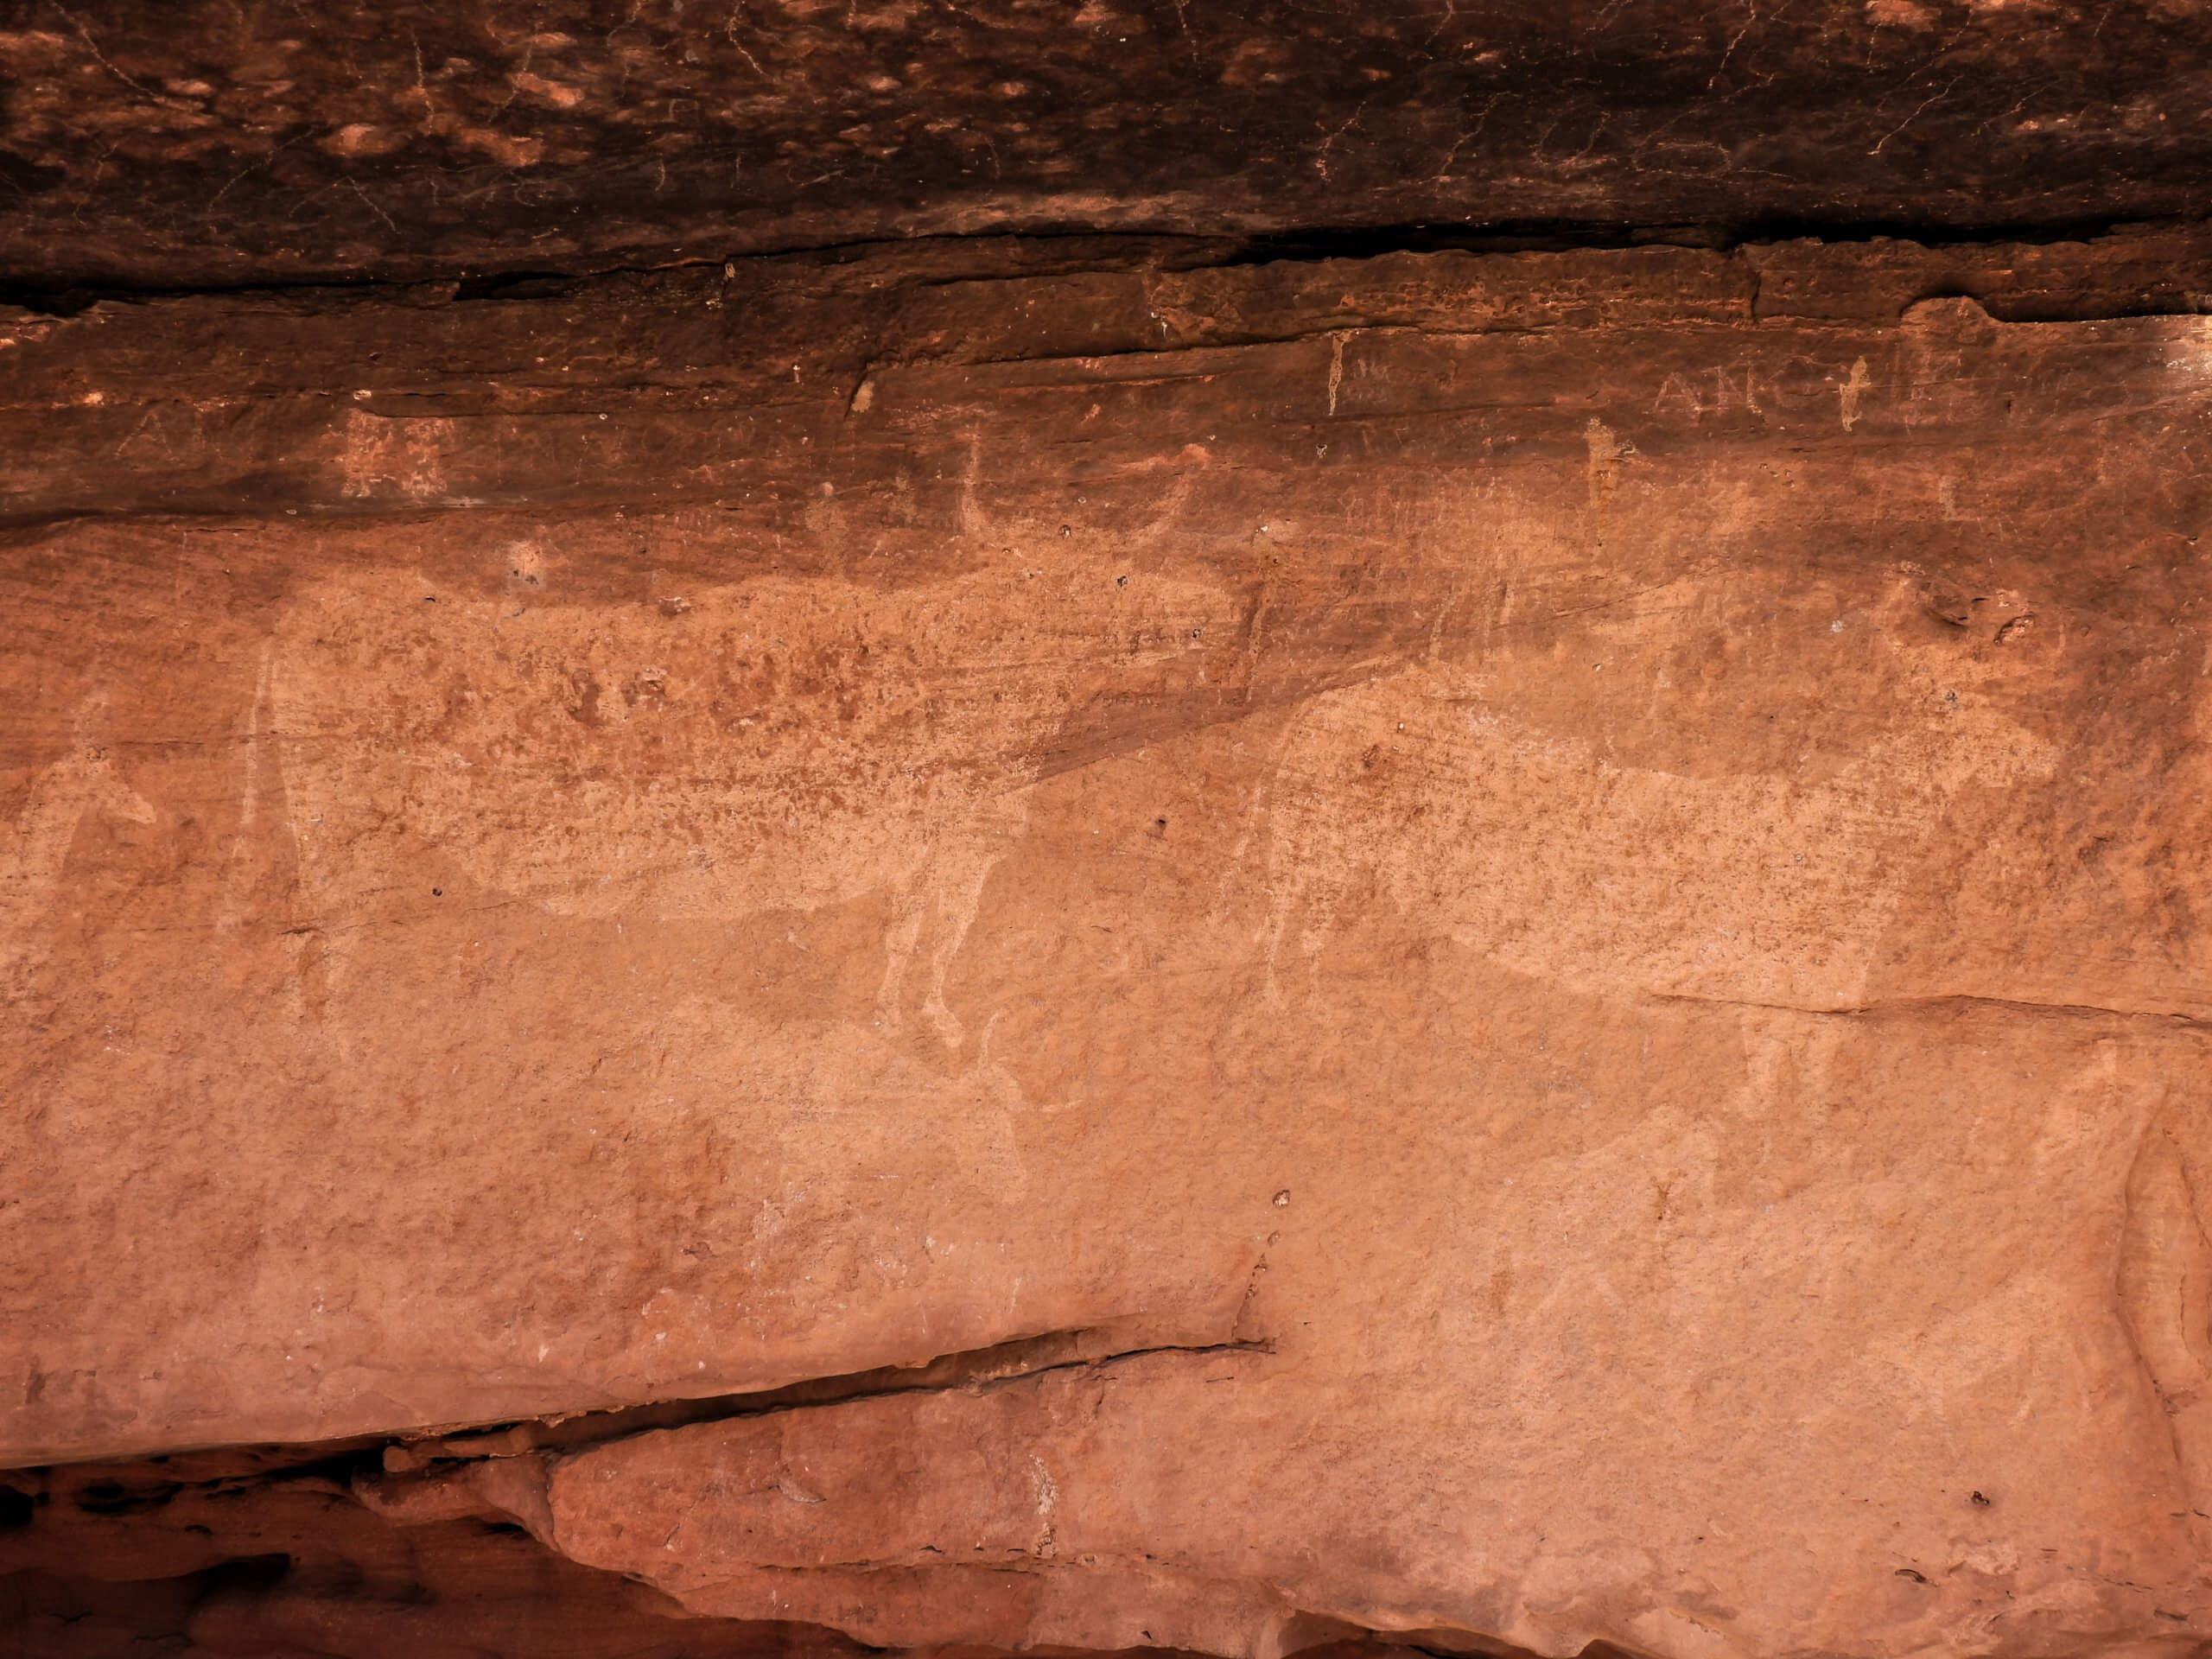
[2,240,2211,1657]
[4,1,2212,287]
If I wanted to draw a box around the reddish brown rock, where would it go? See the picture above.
[2,239,2210,1656]
[0,1439,887,1656]
[4,2,2212,289]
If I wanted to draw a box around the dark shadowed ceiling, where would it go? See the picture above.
[3,0,2210,289]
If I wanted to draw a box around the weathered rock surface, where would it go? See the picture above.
[0,1435,881,1657]
[5,1,2212,288]
[3,237,2211,1656]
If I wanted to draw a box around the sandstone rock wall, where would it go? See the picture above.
[1,238,2209,1656]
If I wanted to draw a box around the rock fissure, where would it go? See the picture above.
[389,1332,1275,1474]
[6,221,2212,328]
[1645,992,2212,1026]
